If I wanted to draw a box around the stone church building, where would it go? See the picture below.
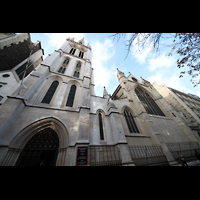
[0,36,200,166]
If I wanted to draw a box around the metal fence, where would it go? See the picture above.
[166,142,200,163]
[129,145,169,166]
[89,145,122,166]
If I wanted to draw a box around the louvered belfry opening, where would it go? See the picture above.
[15,128,59,166]
[135,87,165,116]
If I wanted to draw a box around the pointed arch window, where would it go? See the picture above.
[66,85,76,107]
[124,109,139,133]
[99,113,104,140]
[41,81,59,104]
[135,87,165,116]
[69,48,76,55]
[58,67,66,74]
[74,71,79,78]
[78,51,84,58]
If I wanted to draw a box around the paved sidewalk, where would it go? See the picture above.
[178,160,200,166]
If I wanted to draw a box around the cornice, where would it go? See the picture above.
[66,38,92,50]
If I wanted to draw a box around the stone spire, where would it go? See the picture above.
[117,68,126,82]
[103,86,109,98]
[140,77,151,86]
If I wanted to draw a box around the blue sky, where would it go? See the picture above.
[30,33,200,98]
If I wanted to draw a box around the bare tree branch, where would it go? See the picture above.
[110,33,200,87]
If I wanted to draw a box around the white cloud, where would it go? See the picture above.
[45,33,85,49]
[166,74,192,94]
[148,69,192,94]
[130,34,153,64]
[196,91,200,98]
[131,44,151,64]
[91,39,115,88]
[146,51,195,93]
[147,71,165,86]
[148,54,176,71]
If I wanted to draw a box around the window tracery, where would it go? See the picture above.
[124,109,139,133]
[135,87,165,116]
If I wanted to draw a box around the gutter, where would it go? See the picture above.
[0,33,16,41]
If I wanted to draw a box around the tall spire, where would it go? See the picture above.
[117,68,126,82]
[103,86,109,98]
[117,68,123,74]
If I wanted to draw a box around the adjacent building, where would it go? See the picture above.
[153,82,200,143]
[0,33,44,105]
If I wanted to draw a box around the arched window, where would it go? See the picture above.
[58,67,66,74]
[69,48,76,55]
[78,51,84,58]
[66,85,76,107]
[41,81,59,104]
[135,87,165,116]
[132,77,137,82]
[63,59,69,65]
[76,63,81,69]
[74,71,79,78]
[124,109,139,133]
[98,113,104,140]
[58,59,69,74]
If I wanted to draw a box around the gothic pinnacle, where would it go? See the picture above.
[103,86,109,98]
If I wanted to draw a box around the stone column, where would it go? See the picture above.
[74,49,80,57]
[109,112,135,166]
[56,148,67,166]
[1,148,22,166]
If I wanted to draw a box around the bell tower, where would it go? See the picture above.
[49,37,94,145]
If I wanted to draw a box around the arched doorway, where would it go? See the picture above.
[15,128,59,166]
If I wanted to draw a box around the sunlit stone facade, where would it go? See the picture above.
[0,37,200,166]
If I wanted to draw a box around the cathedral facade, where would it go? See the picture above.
[0,36,200,166]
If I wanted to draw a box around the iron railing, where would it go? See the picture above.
[89,145,122,166]
[129,145,169,166]
[166,142,200,163]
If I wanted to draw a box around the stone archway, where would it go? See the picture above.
[1,117,69,166]
[15,127,59,166]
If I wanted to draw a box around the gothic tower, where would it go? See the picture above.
[0,37,94,166]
